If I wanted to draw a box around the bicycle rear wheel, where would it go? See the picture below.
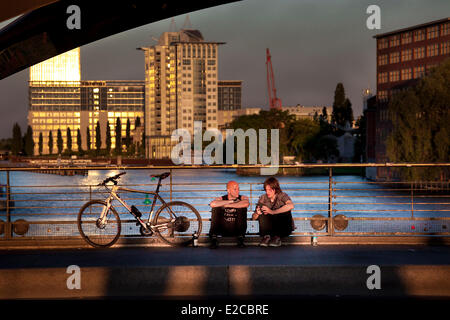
[77,200,121,248]
[152,201,202,246]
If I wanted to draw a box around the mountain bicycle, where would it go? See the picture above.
[77,171,202,248]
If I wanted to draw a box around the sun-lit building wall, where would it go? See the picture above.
[30,48,81,82]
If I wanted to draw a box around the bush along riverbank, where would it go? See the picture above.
[236,166,365,176]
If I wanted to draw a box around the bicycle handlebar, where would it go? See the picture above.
[98,172,126,186]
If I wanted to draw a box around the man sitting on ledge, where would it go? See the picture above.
[209,181,249,248]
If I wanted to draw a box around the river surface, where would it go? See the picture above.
[1,169,449,223]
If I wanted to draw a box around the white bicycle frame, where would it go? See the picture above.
[99,184,174,232]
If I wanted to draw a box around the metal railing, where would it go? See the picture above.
[0,163,449,244]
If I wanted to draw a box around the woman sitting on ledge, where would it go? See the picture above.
[253,177,294,247]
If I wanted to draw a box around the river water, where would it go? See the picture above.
[1,169,449,224]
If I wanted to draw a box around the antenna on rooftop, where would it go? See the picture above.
[169,17,177,32]
[182,14,192,29]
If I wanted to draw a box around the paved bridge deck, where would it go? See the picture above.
[1,244,450,301]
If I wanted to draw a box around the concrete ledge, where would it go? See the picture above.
[1,265,450,299]
[1,235,450,250]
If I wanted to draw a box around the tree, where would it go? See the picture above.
[57,129,63,154]
[331,83,354,130]
[24,125,34,156]
[11,123,22,156]
[86,126,91,151]
[66,127,72,153]
[77,128,82,154]
[387,59,450,181]
[38,132,43,156]
[135,116,141,128]
[95,121,101,154]
[125,118,131,153]
[48,131,53,155]
[115,117,122,155]
[106,121,111,154]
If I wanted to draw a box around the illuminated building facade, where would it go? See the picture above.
[140,29,224,159]
[28,49,144,155]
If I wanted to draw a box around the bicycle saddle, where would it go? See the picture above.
[150,172,170,180]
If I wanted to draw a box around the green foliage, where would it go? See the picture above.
[125,118,131,153]
[115,117,122,155]
[48,131,53,155]
[24,126,34,156]
[387,58,450,181]
[106,121,111,154]
[332,83,354,130]
[86,127,91,151]
[77,129,82,154]
[12,123,22,155]
[228,109,339,163]
[57,129,63,154]
[38,133,43,156]
[66,127,72,153]
[95,121,101,154]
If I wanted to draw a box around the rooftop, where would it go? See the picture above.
[373,17,450,39]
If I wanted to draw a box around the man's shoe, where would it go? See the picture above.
[237,236,246,248]
[259,235,271,247]
[269,236,281,247]
[210,236,218,249]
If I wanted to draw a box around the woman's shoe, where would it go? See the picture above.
[269,236,281,247]
[259,235,271,247]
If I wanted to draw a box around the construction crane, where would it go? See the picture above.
[266,48,282,110]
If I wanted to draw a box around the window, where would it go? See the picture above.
[378,54,388,66]
[401,32,412,45]
[441,22,450,36]
[414,47,425,59]
[427,26,439,39]
[389,70,400,82]
[378,38,389,49]
[413,66,425,78]
[414,29,425,41]
[401,49,412,61]
[389,52,400,64]
[389,35,400,47]
[378,90,388,101]
[427,44,439,57]
[441,41,450,55]
[378,72,388,84]
[401,68,412,80]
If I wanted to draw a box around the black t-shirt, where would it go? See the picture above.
[221,195,247,223]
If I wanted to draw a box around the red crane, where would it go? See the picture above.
[266,48,282,110]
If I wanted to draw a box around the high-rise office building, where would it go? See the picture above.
[139,29,224,159]
[367,17,450,180]
[28,49,144,155]
[218,80,242,111]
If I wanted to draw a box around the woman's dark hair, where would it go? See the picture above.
[263,177,282,194]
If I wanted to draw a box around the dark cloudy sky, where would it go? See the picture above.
[0,0,449,139]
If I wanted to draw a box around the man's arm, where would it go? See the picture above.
[224,195,250,208]
[210,197,232,208]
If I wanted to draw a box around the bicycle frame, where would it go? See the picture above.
[99,180,174,231]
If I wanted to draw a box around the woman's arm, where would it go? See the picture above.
[261,200,294,215]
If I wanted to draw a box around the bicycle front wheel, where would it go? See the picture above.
[77,200,121,248]
[153,201,202,246]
